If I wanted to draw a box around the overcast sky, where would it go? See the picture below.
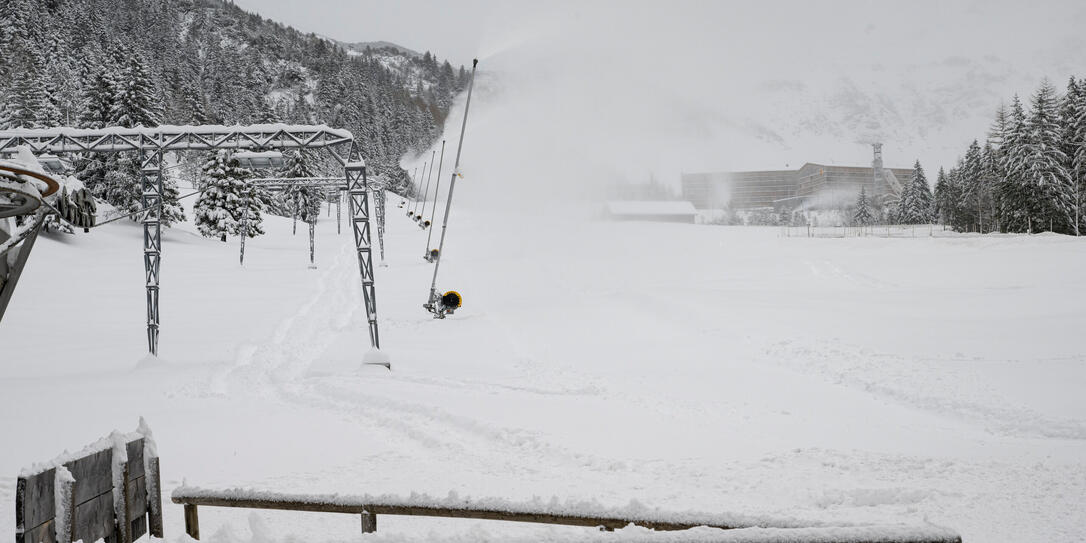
[231,0,1086,201]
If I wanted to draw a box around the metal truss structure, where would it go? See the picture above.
[249,176,388,258]
[0,124,380,355]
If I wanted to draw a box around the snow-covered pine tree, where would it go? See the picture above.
[909,160,934,224]
[194,151,252,242]
[111,52,160,128]
[1015,79,1073,233]
[232,181,268,239]
[853,185,874,227]
[1071,74,1086,235]
[0,60,54,129]
[97,156,142,216]
[277,150,324,233]
[980,142,1001,232]
[79,56,116,129]
[161,177,187,227]
[958,140,984,231]
[997,96,1031,232]
[934,167,951,226]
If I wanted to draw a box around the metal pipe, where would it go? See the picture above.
[418,150,437,226]
[411,163,426,217]
[428,59,479,306]
[424,140,446,257]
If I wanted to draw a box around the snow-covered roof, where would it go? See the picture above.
[605,201,697,216]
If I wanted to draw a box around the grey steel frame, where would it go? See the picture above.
[0,125,380,355]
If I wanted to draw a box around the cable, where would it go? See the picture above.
[417,150,437,228]
[423,139,446,260]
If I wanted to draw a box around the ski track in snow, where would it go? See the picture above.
[764,340,1086,440]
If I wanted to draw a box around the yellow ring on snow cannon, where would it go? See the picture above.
[441,291,462,309]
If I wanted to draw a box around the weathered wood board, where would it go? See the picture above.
[15,437,157,543]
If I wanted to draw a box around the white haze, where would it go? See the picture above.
[394,0,1086,217]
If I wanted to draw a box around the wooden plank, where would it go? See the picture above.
[146,457,163,538]
[363,504,708,531]
[56,477,75,543]
[171,496,369,514]
[183,504,200,541]
[72,492,113,543]
[115,461,130,543]
[130,514,147,542]
[125,439,145,480]
[20,468,56,531]
[66,448,113,506]
[126,476,147,520]
[168,496,722,531]
[15,477,26,543]
[170,495,962,543]
[21,520,56,543]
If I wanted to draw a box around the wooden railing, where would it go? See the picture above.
[170,488,961,543]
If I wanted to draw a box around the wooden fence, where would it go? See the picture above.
[171,489,961,543]
[15,436,162,543]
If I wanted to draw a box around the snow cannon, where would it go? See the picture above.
[441,291,462,310]
[423,220,431,228]
[424,289,461,319]
[413,214,421,222]
[425,248,439,263]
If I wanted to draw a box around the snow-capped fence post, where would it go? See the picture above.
[147,455,164,537]
[336,188,342,235]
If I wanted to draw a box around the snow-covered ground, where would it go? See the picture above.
[2,196,1085,543]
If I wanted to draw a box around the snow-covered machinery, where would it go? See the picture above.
[0,159,61,325]
[423,289,461,319]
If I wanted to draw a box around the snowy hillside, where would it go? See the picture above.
[2,189,1084,543]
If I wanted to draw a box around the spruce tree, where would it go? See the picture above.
[80,59,116,128]
[194,151,252,242]
[1072,74,1086,235]
[934,167,951,226]
[1015,79,1073,232]
[853,186,874,227]
[111,52,160,128]
[998,96,1031,232]
[96,156,142,216]
[908,160,934,224]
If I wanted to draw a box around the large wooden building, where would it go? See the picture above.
[682,162,914,210]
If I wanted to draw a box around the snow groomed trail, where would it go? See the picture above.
[2,197,1085,543]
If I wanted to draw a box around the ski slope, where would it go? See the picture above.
[1,198,1085,543]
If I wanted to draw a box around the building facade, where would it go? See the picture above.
[682,163,914,210]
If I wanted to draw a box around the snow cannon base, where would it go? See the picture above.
[362,348,391,370]
[425,290,462,319]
